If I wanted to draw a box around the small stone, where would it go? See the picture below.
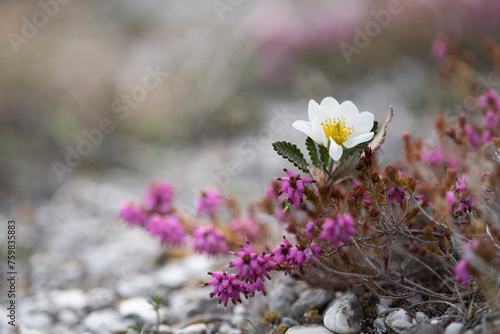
[21,312,52,329]
[431,319,439,325]
[218,322,241,334]
[158,324,173,334]
[374,318,387,333]
[323,293,363,334]
[84,308,130,332]
[157,263,189,289]
[281,317,300,327]
[385,309,411,329]
[415,311,429,324]
[167,288,208,322]
[405,323,444,334]
[119,297,158,323]
[390,319,414,333]
[116,274,157,298]
[57,309,79,326]
[376,305,396,315]
[285,324,335,334]
[269,284,298,316]
[445,322,464,334]
[19,327,46,334]
[230,304,246,327]
[174,323,207,334]
[86,287,115,310]
[51,289,87,312]
[290,289,335,317]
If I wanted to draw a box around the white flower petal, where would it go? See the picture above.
[308,99,321,121]
[310,118,324,144]
[292,120,314,139]
[329,140,343,161]
[339,100,359,121]
[320,121,329,146]
[320,97,340,113]
[343,132,374,148]
[350,112,375,136]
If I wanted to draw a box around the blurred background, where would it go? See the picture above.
[1,0,500,331]
[2,0,500,205]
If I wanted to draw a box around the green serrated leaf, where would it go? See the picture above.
[318,145,330,168]
[331,148,363,179]
[305,137,320,168]
[272,141,309,173]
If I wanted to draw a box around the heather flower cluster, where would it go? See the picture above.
[319,214,357,247]
[193,225,228,255]
[120,183,246,256]
[202,271,251,310]
[275,167,314,208]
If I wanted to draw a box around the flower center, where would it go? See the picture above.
[321,117,354,145]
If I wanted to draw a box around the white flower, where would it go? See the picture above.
[292,97,375,161]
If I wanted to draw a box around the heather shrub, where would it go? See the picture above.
[119,42,500,317]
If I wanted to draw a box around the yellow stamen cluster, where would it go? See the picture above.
[321,117,354,145]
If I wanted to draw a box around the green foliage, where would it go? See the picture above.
[306,137,320,167]
[147,291,168,311]
[330,146,365,179]
[243,318,260,334]
[272,141,309,173]
[371,120,379,135]
[318,144,330,170]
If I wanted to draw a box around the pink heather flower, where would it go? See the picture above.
[306,242,322,264]
[465,124,480,148]
[302,220,315,238]
[445,191,456,212]
[193,225,228,255]
[421,147,444,165]
[119,203,149,227]
[230,242,276,282]
[147,215,185,246]
[415,194,426,201]
[477,89,500,109]
[484,110,499,128]
[455,173,469,195]
[202,271,250,310]
[271,237,319,268]
[459,197,474,212]
[387,187,405,204]
[482,129,493,143]
[197,189,224,215]
[143,180,174,214]
[229,217,260,239]
[431,39,447,60]
[319,214,357,246]
[288,244,308,266]
[246,277,267,296]
[271,237,292,263]
[275,167,315,208]
[454,259,471,285]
